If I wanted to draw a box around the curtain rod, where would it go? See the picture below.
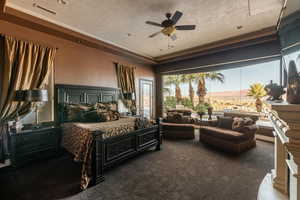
[0,33,59,50]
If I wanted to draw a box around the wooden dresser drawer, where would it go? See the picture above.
[10,126,61,167]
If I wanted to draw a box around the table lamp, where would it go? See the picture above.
[24,89,48,126]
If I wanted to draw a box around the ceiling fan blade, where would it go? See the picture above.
[146,21,162,27]
[170,34,177,41]
[171,11,183,25]
[149,31,161,38]
[175,25,196,30]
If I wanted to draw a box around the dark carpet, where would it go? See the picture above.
[0,136,273,200]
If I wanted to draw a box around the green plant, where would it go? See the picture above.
[195,103,208,114]
[181,97,194,109]
[163,96,177,109]
[247,83,267,112]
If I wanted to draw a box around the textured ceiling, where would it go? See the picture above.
[6,0,283,59]
[284,0,300,18]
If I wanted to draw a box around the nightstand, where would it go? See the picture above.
[9,126,61,167]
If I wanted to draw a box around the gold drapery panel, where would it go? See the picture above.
[115,63,136,112]
[0,35,56,162]
[0,35,56,122]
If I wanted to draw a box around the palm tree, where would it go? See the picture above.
[164,75,183,103]
[247,83,267,112]
[195,72,225,104]
[181,73,197,106]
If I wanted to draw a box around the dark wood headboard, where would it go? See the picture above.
[54,84,120,124]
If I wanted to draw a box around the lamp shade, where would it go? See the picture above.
[14,90,27,102]
[25,90,48,102]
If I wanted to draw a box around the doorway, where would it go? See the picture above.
[139,79,153,119]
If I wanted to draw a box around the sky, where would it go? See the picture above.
[163,59,281,96]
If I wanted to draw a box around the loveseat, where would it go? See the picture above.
[199,116,258,153]
[162,109,196,139]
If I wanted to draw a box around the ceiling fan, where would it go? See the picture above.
[146,11,196,40]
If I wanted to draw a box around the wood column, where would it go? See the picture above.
[155,73,163,118]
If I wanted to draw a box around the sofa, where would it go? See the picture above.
[162,109,196,140]
[199,116,258,153]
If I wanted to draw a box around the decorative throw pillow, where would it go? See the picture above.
[98,111,111,122]
[105,102,118,111]
[65,103,93,122]
[82,110,103,122]
[243,117,254,126]
[108,110,120,121]
[232,117,245,131]
[217,116,234,130]
[135,117,153,129]
[94,103,108,112]
[165,113,183,123]
[232,117,255,132]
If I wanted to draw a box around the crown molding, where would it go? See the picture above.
[155,26,278,63]
[0,5,279,66]
[0,6,156,65]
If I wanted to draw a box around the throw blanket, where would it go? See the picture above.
[61,117,152,189]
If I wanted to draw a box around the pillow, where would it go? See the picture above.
[82,110,104,122]
[232,117,245,131]
[232,117,255,132]
[105,102,118,111]
[135,117,153,129]
[65,103,93,122]
[108,110,120,121]
[167,109,192,117]
[94,103,108,112]
[243,117,254,126]
[164,113,183,123]
[94,102,118,112]
[217,116,234,130]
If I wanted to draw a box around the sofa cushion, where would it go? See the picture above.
[200,126,250,143]
[232,117,255,131]
[167,109,192,117]
[217,116,234,130]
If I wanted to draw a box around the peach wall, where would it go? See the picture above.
[0,20,154,87]
[0,20,155,118]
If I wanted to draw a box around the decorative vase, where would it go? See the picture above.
[287,61,300,104]
[264,80,285,102]
[207,107,213,120]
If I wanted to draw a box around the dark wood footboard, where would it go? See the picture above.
[54,84,162,187]
[90,120,161,186]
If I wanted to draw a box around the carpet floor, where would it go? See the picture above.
[0,136,273,200]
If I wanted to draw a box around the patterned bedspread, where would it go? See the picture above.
[61,117,137,189]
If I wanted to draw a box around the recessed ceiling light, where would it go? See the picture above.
[237,26,243,30]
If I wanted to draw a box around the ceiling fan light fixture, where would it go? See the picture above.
[162,26,176,36]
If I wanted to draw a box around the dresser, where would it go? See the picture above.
[9,126,61,167]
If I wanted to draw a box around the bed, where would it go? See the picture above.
[55,84,161,189]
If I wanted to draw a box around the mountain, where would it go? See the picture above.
[207,89,249,97]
